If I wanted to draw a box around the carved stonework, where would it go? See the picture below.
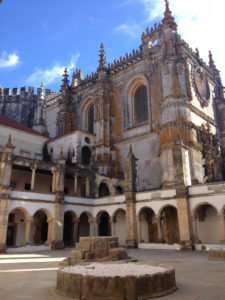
[192,67,210,107]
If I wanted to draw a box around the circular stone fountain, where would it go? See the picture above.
[56,237,177,299]
[56,262,176,299]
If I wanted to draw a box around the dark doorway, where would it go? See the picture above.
[63,211,76,247]
[33,210,48,245]
[78,212,90,238]
[81,146,91,165]
[98,212,111,236]
[98,182,110,197]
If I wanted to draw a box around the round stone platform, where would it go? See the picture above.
[56,262,177,299]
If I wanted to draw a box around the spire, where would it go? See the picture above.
[97,43,107,72]
[60,68,69,91]
[162,0,177,30]
[209,50,216,71]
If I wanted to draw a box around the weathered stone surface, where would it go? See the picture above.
[56,262,177,300]
[209,249,225,260]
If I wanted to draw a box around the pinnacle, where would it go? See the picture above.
[60,68,69,91]
[98,43,107,72]
[162,0,177,30]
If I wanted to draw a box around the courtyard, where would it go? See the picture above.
[0,248,224,299]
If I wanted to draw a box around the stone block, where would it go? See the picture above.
[109,248,128,260]
[209,249,225,260]
[51,240,64,250]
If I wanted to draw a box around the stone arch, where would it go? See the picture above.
[81,96,96,133]
[6,207,31,247]
[31,209,52,245]
[192,202,219,218]
[63,210,78,247]
[114,184,124,195]
[96,210,111,236]
[78,211,92,239]
[125,74,150,128]
[98,181,110,197]
[160,206,180,244]
[112,209,126,245]
[138,207,158,243]
[193,203,220,244]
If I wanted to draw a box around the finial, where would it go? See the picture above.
[97,43,107,72]
[4,134,15,149]
[209,50,216,70]
[162,0,177,30]
[60,68,69,91]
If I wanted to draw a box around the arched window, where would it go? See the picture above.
[134,85,148,125]
[99,182,110,197]
[87,106,94,134]
[81,146,91,165]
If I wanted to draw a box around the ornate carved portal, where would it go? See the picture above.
[200,123,221,182]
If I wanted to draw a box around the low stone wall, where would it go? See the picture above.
[56,262,177,300]
[209,249,225,260]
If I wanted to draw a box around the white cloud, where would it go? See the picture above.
[115,23,142,38]
[26,53,80,87]
[138,0,225,81]
[0,51,20,68]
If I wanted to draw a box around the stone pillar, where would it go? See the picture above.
[45,219,53,245]
[89,217,97,236]
[155,215,162,243]
[30,163,37,191]
[137,217,142,243]
[191,216,201,244]
[173,140,193,249]
[22,219,31,246]
[110,218,115,236]
[73,173,78,196]
[0,135,15,253]
[124,146,138,248]
[51,149,66,250]
[219,215,225,244]
[85,178,89,197]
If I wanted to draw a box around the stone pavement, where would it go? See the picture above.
[0,248,224,300]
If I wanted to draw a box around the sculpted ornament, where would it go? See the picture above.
[192,67,210,107]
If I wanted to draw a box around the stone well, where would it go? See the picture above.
[56,262,176,300]
[56,237,177,299]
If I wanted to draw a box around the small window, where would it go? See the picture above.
[20,150,31,158]
[24,183,31,191]
[8,213,15,222]
[87,106,94,134]
[35,153,42,160]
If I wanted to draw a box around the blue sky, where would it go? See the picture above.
[0,0,224,92]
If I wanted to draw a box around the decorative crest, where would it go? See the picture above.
[162,0,177,30]
[98,43,107,72]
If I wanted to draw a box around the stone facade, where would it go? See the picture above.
[0,1,225,252]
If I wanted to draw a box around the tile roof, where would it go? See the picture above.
[0,115,46,137]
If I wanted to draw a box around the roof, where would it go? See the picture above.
[0,115,46,137]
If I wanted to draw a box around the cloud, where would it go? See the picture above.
[26,53,80,87]
[0,51,20,68]
[115,23,142,38]
[119,0,225,81]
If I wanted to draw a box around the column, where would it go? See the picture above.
[191,216,201,244]
[45,219,53,245]
[219,215,225,244]
[89,217,97,236]
[85,178,89,197]
[51,168,56,192]
[155,214,162,243]
[22,219,31,246]
[137,217,142,243]
[73,173,78,196]
[30,166,37,191]
[110,218,115,236]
